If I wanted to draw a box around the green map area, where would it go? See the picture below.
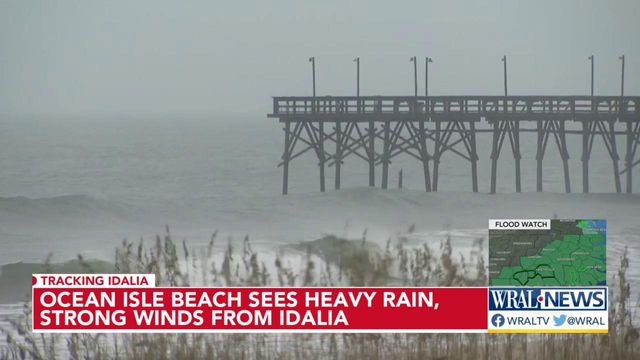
[489,220,606,286]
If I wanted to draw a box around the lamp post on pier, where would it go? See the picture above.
[354,57,360,98]
[588,55,594,96]
[619,55,625,97]
[410,56,418,97]
[309,57,316,97]
[501,55,508,96]
[425,57,433,97]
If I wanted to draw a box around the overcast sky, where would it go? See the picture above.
[1,0,638,118]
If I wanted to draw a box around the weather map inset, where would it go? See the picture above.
[489,220,606,286]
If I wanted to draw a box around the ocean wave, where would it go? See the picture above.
[0,194,138,222]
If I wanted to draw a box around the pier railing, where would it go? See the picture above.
[270,96,640,118]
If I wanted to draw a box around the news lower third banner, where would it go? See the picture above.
[31,274,607,333]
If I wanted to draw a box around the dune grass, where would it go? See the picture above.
[1,227,638,359]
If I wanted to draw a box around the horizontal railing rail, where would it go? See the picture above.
[270,96,640,117]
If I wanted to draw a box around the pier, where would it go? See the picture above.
[268,95,640,194]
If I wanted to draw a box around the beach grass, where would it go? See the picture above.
[1,227,638,359]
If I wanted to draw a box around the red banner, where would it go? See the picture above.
[32,283,487,332]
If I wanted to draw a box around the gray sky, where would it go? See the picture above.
[1,0,638,118]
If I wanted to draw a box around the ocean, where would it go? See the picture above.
[0,115,638,307]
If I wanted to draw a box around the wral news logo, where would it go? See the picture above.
[488,287,608,333]
[489,288,607,311]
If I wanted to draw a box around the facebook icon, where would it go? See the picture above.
[491,314,505,328]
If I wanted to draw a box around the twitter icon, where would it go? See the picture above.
[553,314,567,326]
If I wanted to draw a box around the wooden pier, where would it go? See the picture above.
[268,96,640,194]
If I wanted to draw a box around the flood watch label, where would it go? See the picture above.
[489,219,551,230]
